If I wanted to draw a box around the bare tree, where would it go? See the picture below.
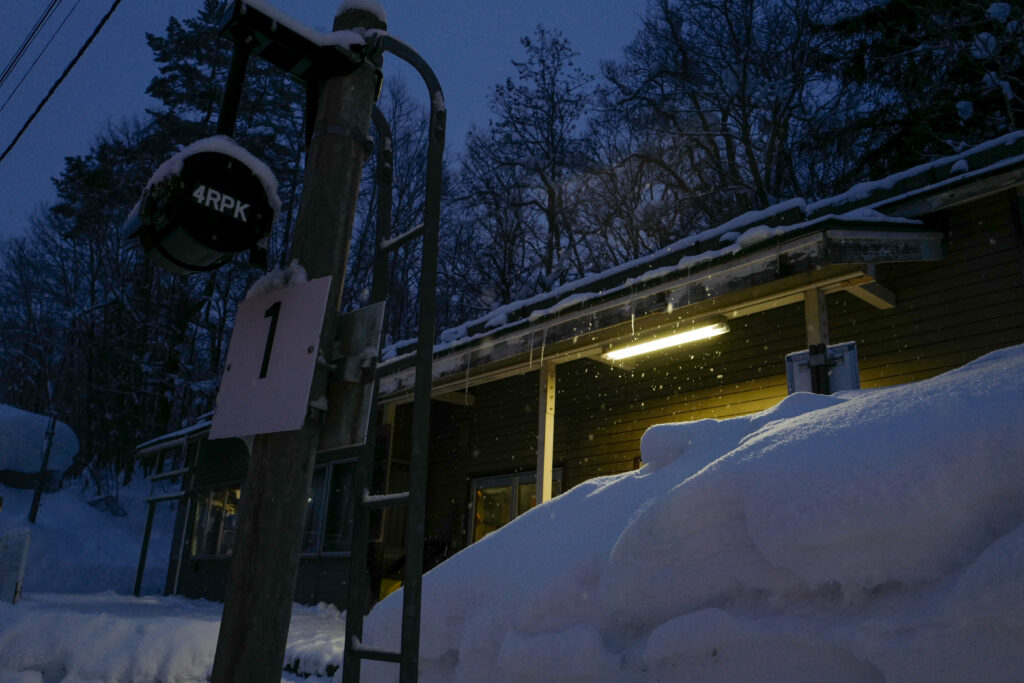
[459,26,595,297]
[602,0,856,224]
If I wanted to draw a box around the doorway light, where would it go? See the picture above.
[603,321,729,361]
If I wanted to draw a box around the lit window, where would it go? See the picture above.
[322,462,355,553]
[301,465,328,553]
[191,485,242,557]
[470,471,562,543]
[300,460,356,555]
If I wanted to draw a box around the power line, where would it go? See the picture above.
[0,0,83,116]
[0,0,123,166]
[0,0,63,92]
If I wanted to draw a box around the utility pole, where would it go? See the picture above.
[210,6,385,682]
[29,411,57,524]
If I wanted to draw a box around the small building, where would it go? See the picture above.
[144,131,1024,607]
[0,404,78,492]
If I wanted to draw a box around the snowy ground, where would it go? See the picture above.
[1,345,1023,681]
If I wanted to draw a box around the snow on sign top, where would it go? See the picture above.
[337,0,387,23]
[142,135,282,219]
[245,259,309,299]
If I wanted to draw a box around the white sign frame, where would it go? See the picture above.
[209,276,332,439]
[785,341,860,394]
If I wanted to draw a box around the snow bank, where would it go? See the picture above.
[0,594,345,682]
[0,477,174,595]
[362,345,1024,681]
[0,405,78,473]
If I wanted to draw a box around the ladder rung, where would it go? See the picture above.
[363,491,410,510]
[350,643,403,663]
[146,491,186,503]
[149,468,190,482]
[379,223,424,253]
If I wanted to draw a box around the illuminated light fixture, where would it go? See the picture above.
[603,321,729,361]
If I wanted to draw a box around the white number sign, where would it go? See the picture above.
[209,276,332,439]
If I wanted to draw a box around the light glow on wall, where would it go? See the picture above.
[603,321,730,360]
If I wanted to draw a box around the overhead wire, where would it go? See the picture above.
[0,0,84,116]
[0,0,63,92]
[0,0,123,166]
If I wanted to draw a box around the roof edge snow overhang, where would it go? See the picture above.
[378,135,1024,403]
[378,223,944,402]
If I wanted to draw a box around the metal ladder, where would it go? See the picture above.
[342,36,446,682]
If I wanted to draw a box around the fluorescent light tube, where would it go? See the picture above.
[603,321,729,361]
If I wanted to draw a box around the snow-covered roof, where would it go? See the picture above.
[134,414,213,453]
[378,131,1024,394]
[0,404,78,473]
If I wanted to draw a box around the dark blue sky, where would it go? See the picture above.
[0,0,645,242]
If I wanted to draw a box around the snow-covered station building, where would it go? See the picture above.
[139,131,1024,607]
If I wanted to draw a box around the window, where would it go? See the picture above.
[470,470,562,543]
[301,460,356,555]
[301,465,328,553]
[191,485,242,557]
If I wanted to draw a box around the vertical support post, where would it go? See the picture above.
[341,106,393,681]
[803,288,829,347]
[28,414,57,524]
[218,43,250,137]
[170,438,200,597]
[804,289,830,394]
[134,500,157,596]
[210,7,385,683]
[536,361,556,504]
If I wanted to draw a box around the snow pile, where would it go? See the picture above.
[0,477,175,595]
[362,345,1024,681]
[246,259,309,298]
[0,593,346,682]
[0,347,1022,682]
[0,404,78,473]
[337,0,387,22]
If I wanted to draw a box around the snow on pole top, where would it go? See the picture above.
[246,259,309,299]
[143,135,282,219]
[336,0,387,23]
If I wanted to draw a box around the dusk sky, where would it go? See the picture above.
[0,0,646,242]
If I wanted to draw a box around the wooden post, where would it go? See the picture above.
[536,361,556,504]
[803,288,829,347]
[210,7,385,683]
[804,289,830,394]
[28,413,57,524]
[133,500,156,596]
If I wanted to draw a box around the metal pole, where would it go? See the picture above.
[218,43,250,137]
[28,414,57,524]
[209,7,384,683]
[380,35,446,683]
[341,107,393,683]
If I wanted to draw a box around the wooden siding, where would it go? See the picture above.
[171,189,1024,596]
[415,189,1024,553]
[193,438,248,488]
[831,189,1024,387]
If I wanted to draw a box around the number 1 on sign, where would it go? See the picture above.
[260,300,282,379]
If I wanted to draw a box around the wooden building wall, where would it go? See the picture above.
[168,188,1024,601]
[831,189,1024,387]
[412,189,1024,555]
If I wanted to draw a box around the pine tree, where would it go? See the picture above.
[820,0,1024,175]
